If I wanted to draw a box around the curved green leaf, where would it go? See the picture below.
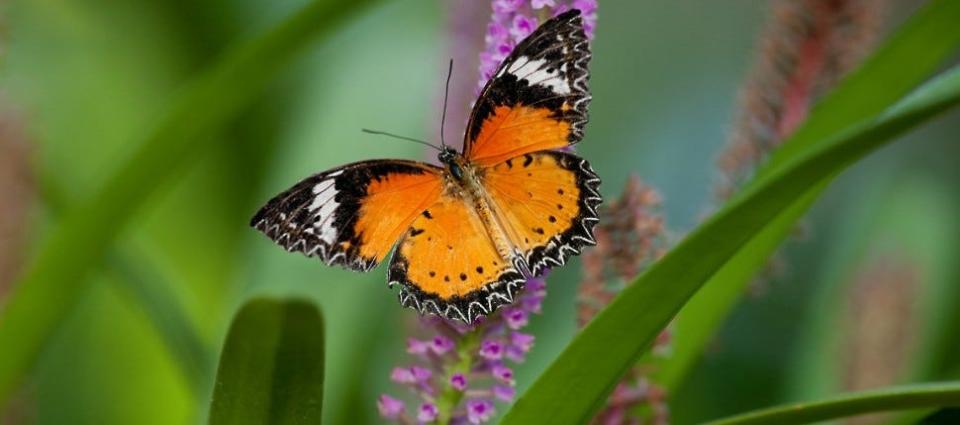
[704,382,960,425]
[209,298,325,425]
[0,0,377,404]
[659,0,960,390]
[501,65,960,425]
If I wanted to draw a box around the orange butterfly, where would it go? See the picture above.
[251,10,600,323]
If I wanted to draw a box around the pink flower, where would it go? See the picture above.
[485,21,510,46]
[527,278,547,293]
[511,332,535,352]
[466,399,496,424]
[521,294,543,314]
[493,385,516,402]
[431,335,455,355]
[531,0,556,9]
[417,402,439,422]
[492,0,524,14]
[391,366,432,384]
[410,366,432,382]
[479,339,504,360]
[505,345,526,362]
[450,373,468,391]
[492,363,515,384]
[510,14,539,41]
[377,394,405,419]
[503,308,528,330]
[390,367,416,384]
[407,338,430,356]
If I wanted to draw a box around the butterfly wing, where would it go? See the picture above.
[482,151,601,277]
[387,193,526,323]
[463,9,591,165]
[251,160,443,271]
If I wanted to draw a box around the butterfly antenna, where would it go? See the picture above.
[440,58,453,149]
[361,129,443,151]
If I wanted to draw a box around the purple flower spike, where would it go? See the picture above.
[479,339,504,360]
[493,385,516,402]
[492,364,515,384]
[378,394,405,419]
[466,399,496,424]
[418,402,439,422]
[450,373,468,391]
[504,308,528,330]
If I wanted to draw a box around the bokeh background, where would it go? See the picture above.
[1,0,958,424]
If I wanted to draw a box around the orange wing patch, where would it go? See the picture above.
[483,151,601,276]
[387,193,525,323]
[466,105,571,166]
[352,171,444,262]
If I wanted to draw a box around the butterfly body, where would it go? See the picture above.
[252,10,600,323]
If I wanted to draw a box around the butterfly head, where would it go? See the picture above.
[438,146,465,181]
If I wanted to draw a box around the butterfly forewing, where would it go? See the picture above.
[251,160,443,271]
[464,9,591,165]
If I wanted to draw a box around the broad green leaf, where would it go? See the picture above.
[501,63,960,425]
[209,298,324,425]
[0,0,377,404]
[704,382,960,425]
[659,0,960,390]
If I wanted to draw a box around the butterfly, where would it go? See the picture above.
[250,9,600,323]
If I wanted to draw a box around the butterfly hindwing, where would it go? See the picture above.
[464,9,591,165]
[387,194,526,323]
[251,160,443,271]
[483,151,601,276]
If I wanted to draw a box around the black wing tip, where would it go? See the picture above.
[389,269,527,324]
[556,8,582,20]
[250,207,378,273]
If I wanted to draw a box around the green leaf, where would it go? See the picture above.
[659,0,960,390]
[0,0,377,404]
[209,298,325,425]
[703,382,960,425]
[501,59,960,425]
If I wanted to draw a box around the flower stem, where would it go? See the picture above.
[436,328,483,425]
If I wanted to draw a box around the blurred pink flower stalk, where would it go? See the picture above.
[578,176,671,425]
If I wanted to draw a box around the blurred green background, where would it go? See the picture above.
[1,0,958,424]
